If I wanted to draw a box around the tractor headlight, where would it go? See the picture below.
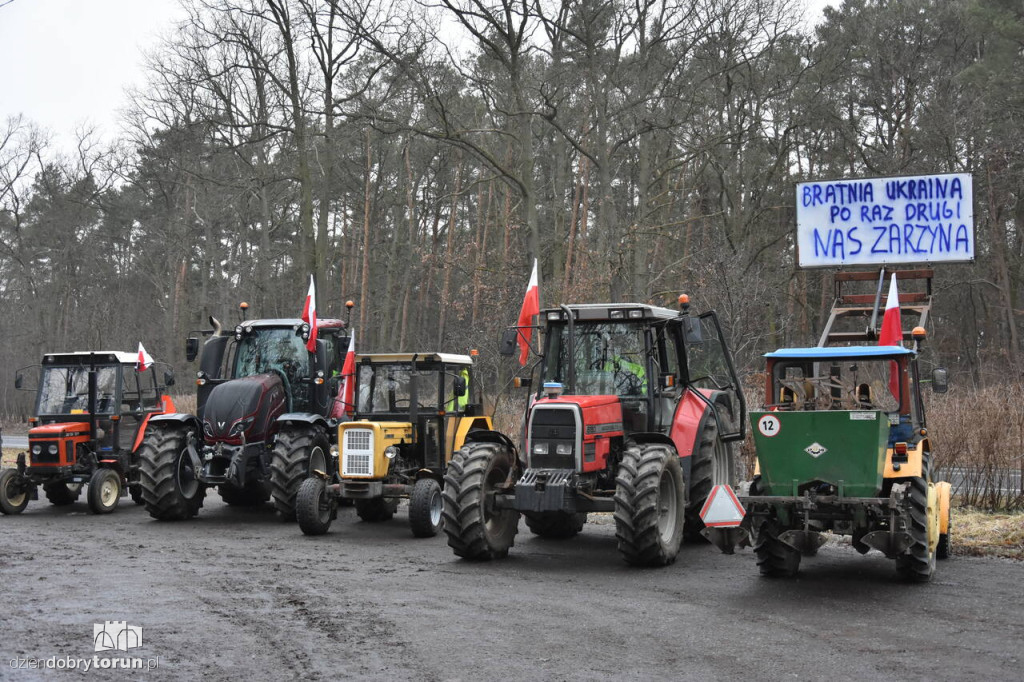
[555,443,573,455]
[203,420,215,438]
[532,443,549,455]
[384,446,399,459]
[234,325,244,340]
[47,444,59,455]
[230,417,255,436]
[31,444,42,455]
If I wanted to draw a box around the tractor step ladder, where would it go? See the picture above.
[818,268,933,347]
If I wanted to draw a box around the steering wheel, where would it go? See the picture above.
[615,370,644,395]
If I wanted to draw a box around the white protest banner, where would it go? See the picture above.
[796,173,974,268]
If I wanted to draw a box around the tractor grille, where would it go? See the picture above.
[342,428,374,477]
[528,407,578,469]
[30,440,61,465]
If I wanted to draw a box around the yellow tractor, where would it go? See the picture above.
[296,352,492,537]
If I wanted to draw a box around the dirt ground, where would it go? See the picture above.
[1,495,1022,681]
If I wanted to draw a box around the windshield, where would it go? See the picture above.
[356,363,441,413]
[771,358,901,412]
[233,328,310,381]
[37,365,120,415]
[543,323,648,396]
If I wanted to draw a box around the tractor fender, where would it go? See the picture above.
[462,429,519,460]
[147,413,202,432]
[275,413,331,432]
[936,480,952,534]
[670,390,733,460]
[453,416,494,452]
[629,432,689,483]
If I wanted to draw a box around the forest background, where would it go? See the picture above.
[0,0,1022,452]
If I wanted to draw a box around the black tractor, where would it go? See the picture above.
[138,307,352,520]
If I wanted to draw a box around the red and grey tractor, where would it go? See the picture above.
[1,352,176,515]
[137,309,352,520]
[442,298,746,566]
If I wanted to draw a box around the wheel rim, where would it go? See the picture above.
[316,483,331,524]
[428,486,442,527]
[657,468,679,543]
[483,463,509,534]
[4,476,26,507]
[67,483,82,495]
[711,440,729,485]
[309,446,327,476]
[177,447,199,499]
[99,474,119,508]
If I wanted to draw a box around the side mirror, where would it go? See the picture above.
[164,370,176,387]
[185,337,199,362]
[931,367,948,394]
[683,317,703,345]
[15,373,23,390]
[498,328,518,357]
[453,377,467,397]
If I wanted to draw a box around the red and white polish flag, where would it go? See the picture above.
[877,273,903,398]
[301,275,318,352]
[137,343,154,372]
[516,259,540,366]
[341,331,356,416]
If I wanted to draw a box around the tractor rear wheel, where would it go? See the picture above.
[442,441,520,560]
[296,477,335,536]
[355,496,398,522]
[87,468,121,514]
[613,442,686,566]
[138,425,206,521]
[524,511,587,539]
[754,521,801,577]
[0,468,30,515]
[44,481,82,506]
[896,461,937,582]
[685,405,737,543]
[218,481,271,507]
[270,426,330,521]
[409,478,443,538]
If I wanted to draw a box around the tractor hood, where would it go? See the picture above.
[534,394,621,410]
[29,421,91,439]
[202,373,286,444]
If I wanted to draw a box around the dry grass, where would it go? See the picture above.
[952,507,1024,559]
[2,447,19,468]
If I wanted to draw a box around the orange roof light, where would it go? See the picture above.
[345,300,355,309]
[912,326,927,340]
[678,294,690,306]
[239,301,249,310]
[469,349,479,357]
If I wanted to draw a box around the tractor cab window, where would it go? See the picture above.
[122,367,160,412]
[37,365,120,416]
[357,363,441,414]
[543,323,648,397]
[771,359,899,413]
[233,328,310,384]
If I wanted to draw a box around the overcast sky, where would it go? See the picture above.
[0,0,839,154]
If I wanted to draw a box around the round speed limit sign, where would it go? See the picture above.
[757,414,781,437]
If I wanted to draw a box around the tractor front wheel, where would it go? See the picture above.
[87,468,121,514]
[296,477,336,536]
[270,426,330,521]
[613,442,686,566]
[138,425,206,521]
[685,405,737,542]
[0,468,30,515]
[409,478,443,538]
[524,511,587,539]
[754,521,801,577]
[442,441,520,560]
[896,464,938,582]
[44,481,82,506]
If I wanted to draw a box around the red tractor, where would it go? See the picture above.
[1,352,176,515]
[442,297,746,566]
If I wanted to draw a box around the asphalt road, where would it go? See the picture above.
[0,495,1021,681]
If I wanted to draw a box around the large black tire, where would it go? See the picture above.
[138,425,206,521]
[409,478,443,538]
[524,511,587,539]
[754,521,801,577]
[0,468,30,515]
[896,460,937,582]
[87,468,121,515]
[613,442,686,567]
[130,484,144,505]
[442,441,520,560]
[296,477,335,536]
[684,405,737,542]
[218,481,271,507]
[44,481,82,506]
[270,426,330,521]
[355,496,399,522]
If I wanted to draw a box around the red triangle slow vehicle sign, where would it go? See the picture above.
[699,484,746,528]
